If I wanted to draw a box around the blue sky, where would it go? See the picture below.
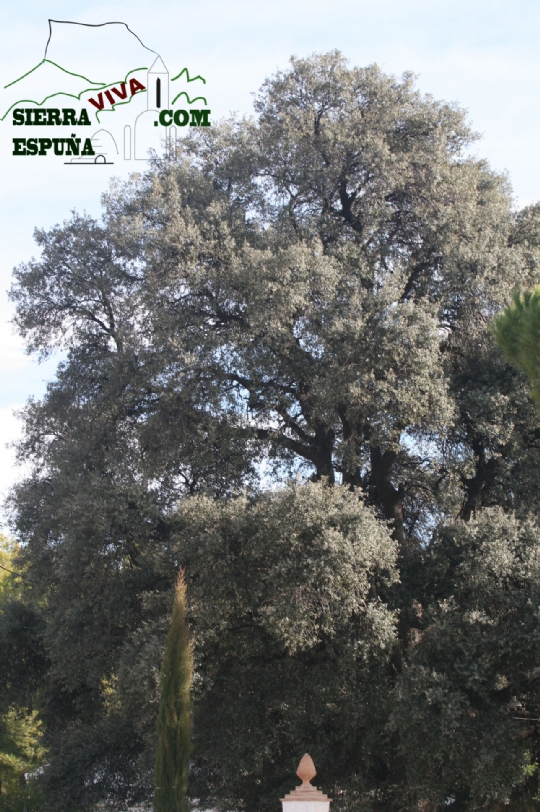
[1,0,540,519]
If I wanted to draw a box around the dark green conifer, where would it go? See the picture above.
[493,285,540,407]
[154,571,192,812]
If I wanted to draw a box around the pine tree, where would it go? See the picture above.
[154,571,192,812]
[493,285,540,407]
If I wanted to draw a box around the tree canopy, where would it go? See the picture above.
[6,51,540,812]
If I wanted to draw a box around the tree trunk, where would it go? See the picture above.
[460,441,496,521]
[370,446,405,544]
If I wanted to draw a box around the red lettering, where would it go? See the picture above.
[112,83,128,100]
[88,93,104,111]
[129,78,146,96]
[105,90,115,106]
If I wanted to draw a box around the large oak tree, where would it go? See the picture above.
[6,51,540,812]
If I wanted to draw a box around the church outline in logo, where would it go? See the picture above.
[127,55,209,161]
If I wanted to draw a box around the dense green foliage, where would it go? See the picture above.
[0,538,45,808]
[0,708,44,794]
[174,483,398,810]
[154,572,191,812]
[5,51,540,812]
[493,286,540,406]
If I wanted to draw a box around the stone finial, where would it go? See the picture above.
[281,753,331,808]
[297,754,317,786]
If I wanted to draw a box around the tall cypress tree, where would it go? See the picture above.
[154,571,192,812]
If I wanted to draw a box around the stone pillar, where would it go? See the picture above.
[281,754,331,812]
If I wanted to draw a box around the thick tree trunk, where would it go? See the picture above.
[337,409,406,543]
[311,423,336,483]
[370,446,405,544]
[338,408,364,489]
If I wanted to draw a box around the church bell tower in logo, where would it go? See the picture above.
[148,56,169,110]
[130,55,173,160]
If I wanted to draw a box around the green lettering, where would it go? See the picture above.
[47,109,61,126]
[77,108,91,126]
[38,138,52,155]
[35,109,47,125]
[62,109,77,126]
[12,138,26,155]
[190,109,211,127]
[159,110,173,126]
[174,109,189,127]
[12,109,24,126]
[81,138,95,156]
[26,138,38,155]
[65,135,81,156]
